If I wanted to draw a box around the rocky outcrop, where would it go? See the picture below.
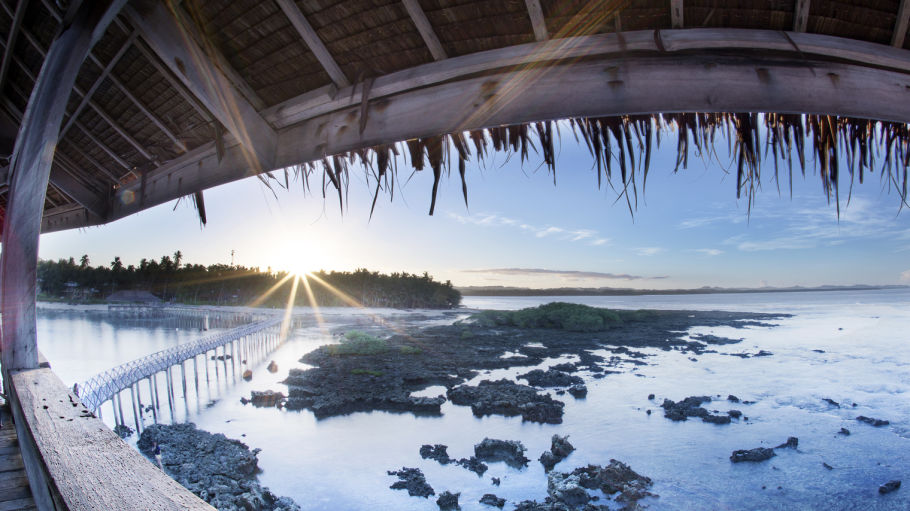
[479,494,506,508]
[539,435,575,472]
[879,480,901,494]
[267,361,279,373]
[447,380,565,424]
[387,467,435,498]
[521,460,655,510]
[474,438,530,468]
[856,416,889,427]
[436,491,460,510]
[241,390,286,408]
[519,369,584,387]
[730,447,776,463]
[661,396,732,424]
[113,424,133,439]
[420,444,452,464]
[137,423,299,511]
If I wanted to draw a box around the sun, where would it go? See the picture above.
[275,238,318,277]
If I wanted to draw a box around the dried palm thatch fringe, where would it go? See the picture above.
[274,113,910,218]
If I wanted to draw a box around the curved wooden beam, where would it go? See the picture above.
[42,29,910,228]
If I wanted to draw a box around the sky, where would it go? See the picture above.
[38,123,910,290]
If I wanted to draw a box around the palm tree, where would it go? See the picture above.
[80,254,90,268]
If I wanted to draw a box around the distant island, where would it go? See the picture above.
[37,253,461,309]
[457,284,908,297]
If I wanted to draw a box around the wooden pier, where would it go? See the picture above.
[0,406,35,511]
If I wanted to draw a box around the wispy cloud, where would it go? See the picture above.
[635,247,665,256]
[692,248,723,256]
[448,212,608,246]
[901,270,910,283]
[462,268,669,280]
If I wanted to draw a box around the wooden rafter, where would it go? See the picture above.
[793,0,810,32]
[126,3,277,170]
[274,0,351,87]
[172,4,266,111]
[38,0,189,153]
[131,39,216,126]
[402,0,448,59]
[894,0,910,47]
[0,0,28,96]
[670,0,684,29]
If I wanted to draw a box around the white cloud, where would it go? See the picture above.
[462,268,668,280]
[447,212,608,247]
[693,248,723,256]
[635,247,665,256]
[901,270,910,283]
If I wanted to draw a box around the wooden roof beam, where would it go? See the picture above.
[402,0,448,59]
[126,2,277,171]
[105,30,910,225]
[793,0,810,32]
[0,0,29,96]
[894,0,910,47]
[49,160,108,218]
[274,0,351,87]
[670,0,684,29]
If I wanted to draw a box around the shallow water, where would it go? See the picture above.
[37,289,910,510]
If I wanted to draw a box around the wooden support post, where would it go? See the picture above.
[793,0,810,32]
[116,392,125,426]
[153,373,161,411]
[214,348,220,381]
[165,367,175,421]
[130,384,141,433]
[136,381,144,419]
[193,355,199,392]
[0,0,127,375]
[148,377,158,423]
[205,351,211,383]
[230,340,236,375]
[180,361,187,401]
[894,0,910,47]
[402,0,448,60]
[670,0,684,29]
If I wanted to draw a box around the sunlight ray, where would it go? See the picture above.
[246,272,294,308]
[280,274,299,341]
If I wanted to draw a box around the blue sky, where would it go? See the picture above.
[39,124,910,289]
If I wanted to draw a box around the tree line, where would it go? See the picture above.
[37,253,461,309]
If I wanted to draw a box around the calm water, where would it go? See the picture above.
[38,289,910,510]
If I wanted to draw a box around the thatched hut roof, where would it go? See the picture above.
[1,0,909,232]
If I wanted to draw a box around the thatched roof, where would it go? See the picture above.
[2,0,909,232]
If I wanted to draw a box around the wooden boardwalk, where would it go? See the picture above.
[0,405,35,511]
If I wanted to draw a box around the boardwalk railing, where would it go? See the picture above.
[77,317,283,411]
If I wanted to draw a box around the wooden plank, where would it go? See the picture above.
[524,0,548,41]
[10,368,215,510]
[108,50,910,222]
[0,455,24,473]
[670,0,684,29]
[893,0,910,47]
[0,0,126,372]
[793,0,810,32]
[274,0,351,87]
[47,164,108,218]
[402,0,448,59]
[126,2,277,170]
[0,497,35,511]
[0,0,28,96]
[41,204,102,233]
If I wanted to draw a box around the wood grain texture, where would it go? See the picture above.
[894,0,910,47]
[524,0,549,41]
[11,368,214,510]
[671,0,684,29]
[274,0,351,87]
[402,0,448,59]
[793,0,810,32]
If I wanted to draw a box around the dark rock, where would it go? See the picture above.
[420,444,452,465]
[703,413,732,425]
[754,350,773,357]
[730,447,776,463]
[648,393,655,400]
[491,477,501,486]
[448,380,565,424]
[479,493,506,508]
[690,333,743,345]
[267,361,278,373]
[387,467,434,498]
[113,424,133,439]
[138,423,299,510]
[247,390,286,408]
[728,410,742,419]
[475,438,530,468]
[437,491,460,510]
[547,472,590,507]
[242,369,253,381]
[661,396,714,422]
[727,394,740,403]
[823,462,834,470]
[455,456,488,476]
[879,480,901,494]
[571,461,655,504]
[813,349,826,353]
[519,368,584,387]
[550,363,577,372]
[857,416,889,427]
[646,409,652,415]
[823,398,840,407]
[567,384,587,398]
[775,437,798,449]
[539,435,575,472]
[838,428,851,436]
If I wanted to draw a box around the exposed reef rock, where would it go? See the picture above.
[730,447,776,463]
[474,438,530,468]
[539,435,575,472]
[138,423,299,511]
[387,467,434,498]
[448,380,565,424]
